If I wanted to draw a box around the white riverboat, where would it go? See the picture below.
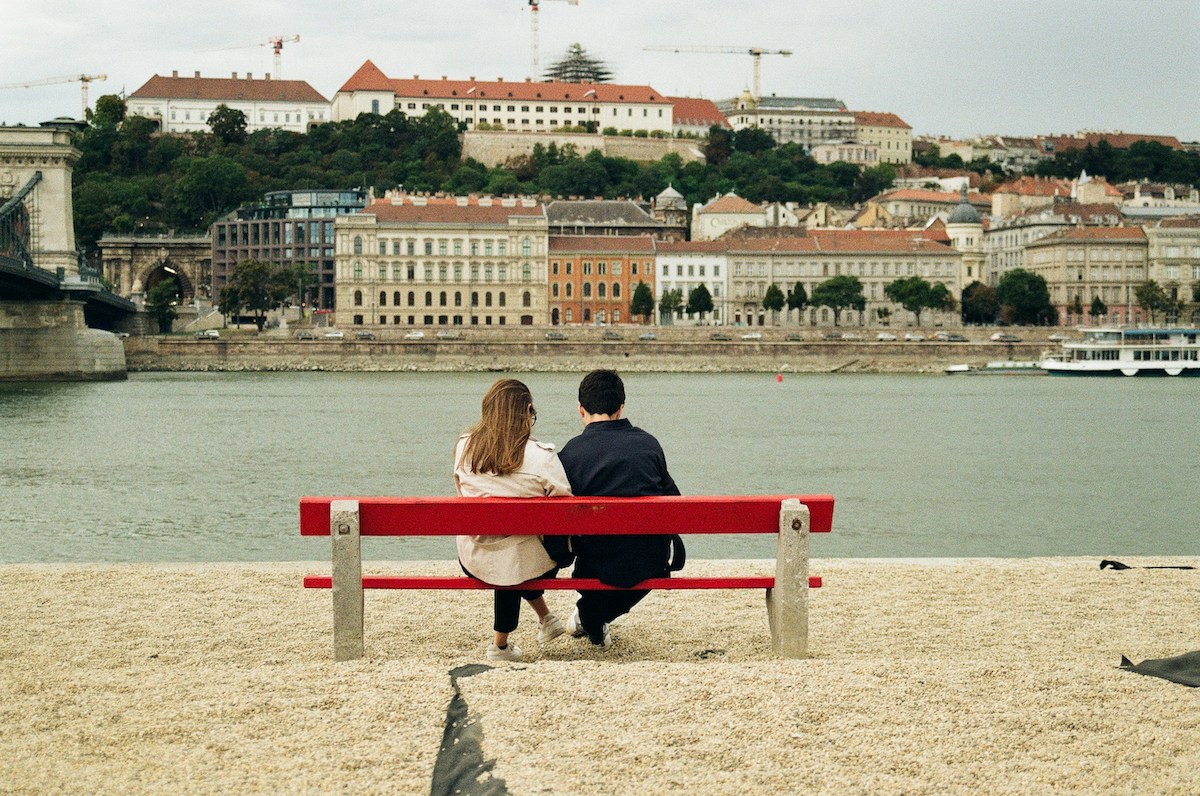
[1042,328,1200,377]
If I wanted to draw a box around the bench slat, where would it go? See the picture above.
[300,495,834,537]
[303,575,823,590]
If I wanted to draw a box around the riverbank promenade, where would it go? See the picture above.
[3,558,1197,794]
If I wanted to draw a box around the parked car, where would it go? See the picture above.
[841,332,863,341]
[945,334,969,342]
[436,330,462,339]
[600,330,622,340]
[638,332,657,340]
[991,332,1022,343]
[354,330,376,340]
[403,330,425,340]
[876,332,898,341]
[545,331,567,340]
[822,332,843,341]
[1047,332,1070,342]
[784,332,804,341]
[740,331,763,340]
[904,332,925,342]
[709,331,733,341]
[323,330,345,339]
[194,329,219,339]
[296,330,317,340]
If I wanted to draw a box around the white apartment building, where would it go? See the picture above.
[853,111,912,165]
[810,140,880,167]
[127,71,330,133]
[332,60,673,135]
[718,92,855,150]
[654,241,729,324]
[333,194,549,328]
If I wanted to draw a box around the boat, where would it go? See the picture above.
[945,361,1044,375]
[1042,328,1200,377]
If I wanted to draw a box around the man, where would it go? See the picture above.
[557,369,683,649]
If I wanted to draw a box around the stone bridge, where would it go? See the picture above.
[0,125,132,380]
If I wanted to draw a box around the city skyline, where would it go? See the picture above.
[2,0,1198,141]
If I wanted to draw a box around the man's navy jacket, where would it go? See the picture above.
[557,418,682,588]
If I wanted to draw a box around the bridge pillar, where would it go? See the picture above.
[0,301,125,381]
[0,126,80,276]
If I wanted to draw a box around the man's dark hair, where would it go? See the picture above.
[578,369,625,416]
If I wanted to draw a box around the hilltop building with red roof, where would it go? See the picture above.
[128,71,329,134]
[666,96,729,137]
[332,60,673,135]
[852,111,912,164]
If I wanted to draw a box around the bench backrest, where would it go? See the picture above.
[300,495,834,537]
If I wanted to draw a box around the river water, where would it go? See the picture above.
[1,371,1196,563]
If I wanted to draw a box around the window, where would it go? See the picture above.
[378,265,386,280]
[440,291,447,306]
[454,292,462,307]
[424,291,433,306]
[379,291,387,306]
[353,262,363,280]
[408,291,415,305]
[583,283,592,298]
[393,291,401,305]
[612,283,620,299]
[499,292,506,307]
[485,292,493,307]
[353,290,363,306]
[485,241,493,256]
[454,240,462,255]
[424,240,433,255]
[353,236,363,255]
[566,283,573,297]
[598,283,607,298]
[522,238,531,257]
[522,291,531,307]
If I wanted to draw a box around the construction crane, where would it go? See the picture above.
[527,0,579,78]
[0,73,108,118]
[203,34,300,80]
[643,45,792,100]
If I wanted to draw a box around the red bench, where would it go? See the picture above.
[302,494,834,661]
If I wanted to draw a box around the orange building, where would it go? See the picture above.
[547,235,656,325]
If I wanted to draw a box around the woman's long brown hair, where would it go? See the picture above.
[460,379,535,475]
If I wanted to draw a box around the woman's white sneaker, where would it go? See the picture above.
[486,642,522,661]
[538,613,566,643]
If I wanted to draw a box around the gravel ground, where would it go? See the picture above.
[2,558,1197,795]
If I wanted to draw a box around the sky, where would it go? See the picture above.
[2,0,1198,141]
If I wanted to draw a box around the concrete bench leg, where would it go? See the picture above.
[766,498,810,658]
[331,499,364,662]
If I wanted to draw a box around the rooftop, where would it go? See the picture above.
[129,72,328,103]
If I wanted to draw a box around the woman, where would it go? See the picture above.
[454,378,571,661]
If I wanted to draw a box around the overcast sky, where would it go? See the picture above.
[2,0,1197,140]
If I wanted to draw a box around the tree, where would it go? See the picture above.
[208,104,248,145]
[704,125,734,166]
[221,259,293,331]
[658,288,684,324]
[786,281,808,324]
[995,269,1053,325]
[762,283,786,324]
[146,279,179,333]
[961,281,998,325]
[543,43,613,83]
[630,280,654,323]
[1070,294,1085,320]
[168,155,250,228]
[1089,295,1108,323]
[885,276,938,326]
[1134,280,1170,324]
[686,284,714,321]
[811,275,866,327]
[91,94,126,128]
[733,127,776,155]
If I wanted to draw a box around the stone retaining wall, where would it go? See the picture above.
[124,335,1049,374]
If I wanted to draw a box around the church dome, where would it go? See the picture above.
[947,185,981,225]
[655,183,686,210]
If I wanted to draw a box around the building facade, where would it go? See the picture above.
[127,72,329,133]
[691,192,765,240]
[852,111,912,164]
[719,92,855,150]
[545,199,666,239]
[654,240,729,324]
[333,60,673,135]
[984,202,1123,286]
[873,188,991,225]
[547,235,656,325]
[725,230,963,328]
[212,190,367,310]
[1145,217,1200,322]
[810,140,880,167]
[667,96,730,138]
[332,194,548,328]
[1024,227,1148,326]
